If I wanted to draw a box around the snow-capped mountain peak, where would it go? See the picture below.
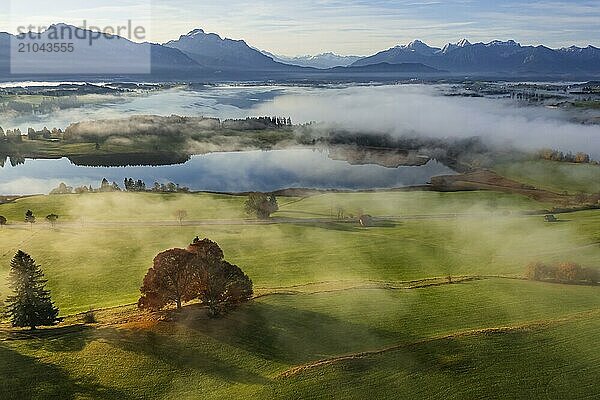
[486,39,520,47]
[262,51,362,69]
[442,38,473,53]
[394,40,440,55]
[456,38,471,47]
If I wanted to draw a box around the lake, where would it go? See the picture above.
[0,149,455,195]
[1,82,598,195]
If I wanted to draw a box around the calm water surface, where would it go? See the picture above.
[0,149,455,195]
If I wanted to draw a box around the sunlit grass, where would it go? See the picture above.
[0,191,598,399]
[493,160,600,194]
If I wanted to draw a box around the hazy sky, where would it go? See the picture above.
[2,0,600,56]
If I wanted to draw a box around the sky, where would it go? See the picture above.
[2,0,600,56]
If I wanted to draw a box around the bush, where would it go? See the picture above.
[81,308,97,324]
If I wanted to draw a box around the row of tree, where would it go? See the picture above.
[221,116,292,130]
[0,210,60,228]
[50,179,191,195]
[538,148,596,164]
[123,178,190,193]
[27,127,63,141]
[0,127,23,143]
[0,126,65,143]
[526,261,599,284]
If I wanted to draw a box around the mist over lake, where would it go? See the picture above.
[4,83,599,158]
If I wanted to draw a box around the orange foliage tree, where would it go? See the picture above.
[138,238,253,316]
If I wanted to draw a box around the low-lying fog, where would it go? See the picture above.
[3,83,599,158]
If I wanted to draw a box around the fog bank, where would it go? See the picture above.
[250,85,600,158]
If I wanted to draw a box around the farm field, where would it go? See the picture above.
[0,190,598,399]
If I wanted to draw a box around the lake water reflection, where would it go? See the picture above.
[0,149,455,195]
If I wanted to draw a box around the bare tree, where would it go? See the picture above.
[174,209,188,226]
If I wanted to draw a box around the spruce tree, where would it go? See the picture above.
[6,251,60,330]
[25,210,35,226]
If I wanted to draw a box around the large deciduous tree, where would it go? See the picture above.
[138,238,253,316]
[138,248,197,310]
[197,260,253,317]
[6,251,61,329]
[244,193,279,219]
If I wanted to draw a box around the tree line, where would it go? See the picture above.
[0,126,65,143]
[526,261,599,284]
[538,148,597,164]
[49,178,191,195]
[63,115,294,144]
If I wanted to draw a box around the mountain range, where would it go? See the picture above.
[353,39,600,74]
[1,24,599,79]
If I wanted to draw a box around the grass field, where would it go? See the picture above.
[0,191,598,399]
[1,281,598,399]
[493,160,600,194]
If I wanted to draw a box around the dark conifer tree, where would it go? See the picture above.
[6,251,60,329]
[24,210,35,226]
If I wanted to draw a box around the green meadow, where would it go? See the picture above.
[0,190,599,399]
[493,160,600,194]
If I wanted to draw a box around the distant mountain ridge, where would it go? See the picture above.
[329,62,442,73]
[164,29,300,71]
[262,51,362,69]
[0,24,599,78]
[353,39,600,74]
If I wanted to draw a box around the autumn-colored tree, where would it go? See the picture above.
[557,262,583,282]
[574,152,591,164]
[138,248,197,310]
[138,238,253,316]
[525,262,554,281]
[187,238,224,260]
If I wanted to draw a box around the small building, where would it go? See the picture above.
[544,214,558,223]
[359,215,373,227]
